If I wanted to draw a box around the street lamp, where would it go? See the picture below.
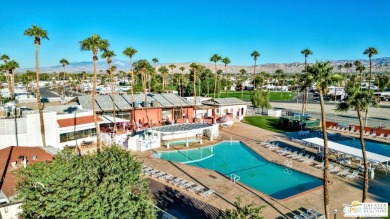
[334,209,337,219]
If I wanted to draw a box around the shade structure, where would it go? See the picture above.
[302,137,390,163]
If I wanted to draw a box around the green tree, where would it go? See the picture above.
[190,63,199,120]
[79,34,109,151]
[222,57,231,97]
[24,25,49,147]
[300,49,313,117]
[336,85,378,203]
[102,50,117,132]
[0,54,10,91]
[134,59,154,126]
[210,54,222,118]
[275,69,286,98]
[220,197,264,219]
[168,64,176,87]
[123,47,138,131]
[305,61,342,219]
[16,146,156,218]
[363,47,379,126]
[251,90,271,114]
[251,51,260,89]
[59,58,69,97]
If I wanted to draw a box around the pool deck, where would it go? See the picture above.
[136,122,390,218]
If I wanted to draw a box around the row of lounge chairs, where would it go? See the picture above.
[261,141,316,165]
[328,126,390,140]
[293,208,325,219]
[142,166,215,198]
[313,162,359,180]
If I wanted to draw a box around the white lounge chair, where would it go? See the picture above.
[337,168,350,176]
[287,151,298,158]
[346,171,359,180]
[299,155,310,162]
[364,131,370,136]
[300,212,314,219]
[189,185,205,193]
[200,189,214,198]
[371,132,377,138]
[292,153,303,160]
[377,133,385,139]
[305,156,315,165]
[386,134,390,141]
[307,209,325,219]
[314,162,324,169]
[330,165,341,173]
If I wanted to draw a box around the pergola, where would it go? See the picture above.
[302,137,390,174]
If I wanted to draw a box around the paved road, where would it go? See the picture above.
[39,87,61,98]
[247,101,390,129]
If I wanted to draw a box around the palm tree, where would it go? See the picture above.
[59,58,69,97]
[222,57,231,97]
[179,66,185,119]
[24,25,49,147]
[210,54,222,118]
[168,64,176,87]
[344,62,352,79]
[356,65,366,88]
[293,73,301,104]
[5,60,19,100]
[123,47,137,131]
[300,49,313,117]
[102,50,116,133]
[363,47,379,126]
[158,66,169,90]
[305,61,342,219]
[239,69,247,100]
[251,51,260,89]
[79,34,109,151]
[275,69,286,98]
[190,63,198,121]
[0,54,10,96]
[217,69,223,98]
[336,85,377,203]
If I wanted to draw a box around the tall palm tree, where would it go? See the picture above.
[24,25,49,147]
[59,58,69,97]
[217,69,223,98]
[190,63,198,121]
[275,69,286,98]
[222,57,231,97]
[168,64,176,87]
[239,69,247,100]
[5,60,19,100]
[210,54,222,118]
[300,49,313,117]
[251,51,260,89]
[0,54,10,89]
[102,50,116,133]
[305,61,342,219]
[123,47,138,131]
[356,65,366,88]
[344,62,352,80]
[79,34,109,151]
[179,66,185,119]
[336,85,377,202]
[158,66,169,90]
[363,47,378,126]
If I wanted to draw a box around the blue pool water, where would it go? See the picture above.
[157,141,323,199]
[328,135,390,157]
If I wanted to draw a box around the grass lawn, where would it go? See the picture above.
[243,116,296,133]
[219,91,296,101]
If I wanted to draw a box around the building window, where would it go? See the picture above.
[162,109,171,121]
[60,128,97,143]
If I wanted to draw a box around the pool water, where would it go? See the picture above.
[332,137,390,157]
[157,141,323,199]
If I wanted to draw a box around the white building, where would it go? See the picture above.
[202,98,248,121]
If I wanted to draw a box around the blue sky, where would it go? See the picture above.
[0,0,389,68]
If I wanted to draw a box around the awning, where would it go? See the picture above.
[100,115,129,124]
[302,137,390,163]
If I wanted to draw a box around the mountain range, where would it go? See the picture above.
[17,57,390,74]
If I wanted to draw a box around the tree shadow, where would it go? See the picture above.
[148,178,224,219]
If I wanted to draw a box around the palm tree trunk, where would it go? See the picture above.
[193,70,197,122]
[357,109,369,202]
[213,63,217,118]
[280,79,283,98]
[143,71,150,127]
[253,60,257,89]
[179,78,183,119]
[207,74,209,97]
[130,57,136,132]
[10,73,15,100]
[225,75,228,97]
[319,88,330,219]
[110,71,116,134]
[63,66,66,97]
[35,43,47,147]
[92,54,101,151]
[365,58,373,127]
[218,75,221,98]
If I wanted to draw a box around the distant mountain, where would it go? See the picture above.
[17,57,390,74]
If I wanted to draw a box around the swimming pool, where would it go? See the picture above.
[156,141,323,199]
[328,134,390,157]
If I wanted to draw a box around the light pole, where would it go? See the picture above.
[334,209,337,219]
